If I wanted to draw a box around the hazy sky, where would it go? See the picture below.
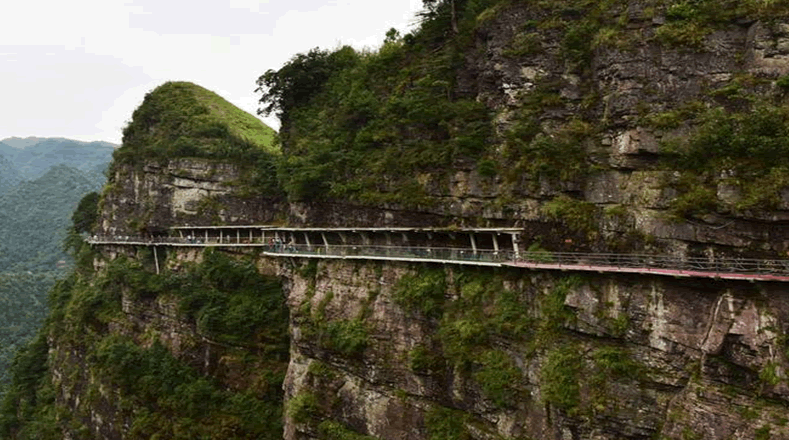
[1,0,425,144]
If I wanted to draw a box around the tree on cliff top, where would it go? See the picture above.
[115,81,278,164]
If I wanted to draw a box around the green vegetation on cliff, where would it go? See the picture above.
[291,262,660,438]
[1,234,289,438]
[0,273,55,393]
[257,2,497,204]
[663,102,789,216]
[258,0,789,224]
[112,81,282,198]
[116,81,278,164]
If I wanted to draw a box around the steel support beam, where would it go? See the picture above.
[153,246,160,275]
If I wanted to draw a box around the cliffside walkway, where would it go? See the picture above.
[87,233,789,282]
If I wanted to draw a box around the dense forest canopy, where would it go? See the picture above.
[256,0,498,204]
[0,273,55,393]
[0,139,111,401]
[0,165,101,273]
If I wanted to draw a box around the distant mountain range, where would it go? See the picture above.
[0,164,107,272]
[0,137,116,270]
[0,137,116,392]
[0,137,115,183]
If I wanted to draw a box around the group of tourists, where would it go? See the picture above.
[185,235,203,244]
[266,237,296,252]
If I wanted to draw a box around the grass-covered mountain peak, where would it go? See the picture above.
[116,81,278,164]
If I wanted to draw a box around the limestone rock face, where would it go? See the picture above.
[361,5,789,259]
[281,259,789,440]
[58,147,789,440]
[41,4,789,440]
[53,241,789,439]
[98,159,283,236]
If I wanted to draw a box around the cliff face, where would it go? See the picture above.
[99,159,283,236]
[8,3,789,440]
[15,156,789,440]
[267,0,789,260]
[457,7,789,255]
[46,231,789,439]
[57,154,789,439]
[282,258,789,440]
[41,246,289,439]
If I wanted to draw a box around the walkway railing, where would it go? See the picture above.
[87,236,789,282]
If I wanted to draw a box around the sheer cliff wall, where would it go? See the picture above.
[22,2,789,438]
[39,160,780,439]
[282,258,789,440]
[270,2,789,260]
[99,159,284,236]
[53,229,789,440]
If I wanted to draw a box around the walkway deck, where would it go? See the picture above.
[87,235,789,282]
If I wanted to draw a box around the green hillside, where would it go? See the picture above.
[0,138,47,149]
[0,155,22,196]
[0,142,17,159]
[0,159,108,400]
[0,165,99,272]
[116,81,278,164]
[0,272,55,392]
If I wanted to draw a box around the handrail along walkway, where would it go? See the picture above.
[87,235,789,282]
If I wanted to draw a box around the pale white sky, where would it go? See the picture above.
[0,0,425,144]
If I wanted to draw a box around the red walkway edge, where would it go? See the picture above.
[503,261,789,282]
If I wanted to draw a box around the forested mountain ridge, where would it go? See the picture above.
[0,164,103,272]
[0,137,114,182]
[0,137,49,149]
[0,139,113,405]
[0,156,22,196]
[0,136,116,270]
[0,273,56,392]
[4,1,789,439]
